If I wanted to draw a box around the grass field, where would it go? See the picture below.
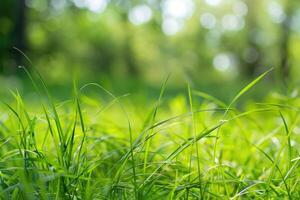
[0,68,299,199]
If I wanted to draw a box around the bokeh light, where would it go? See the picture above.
[129,5,152,25]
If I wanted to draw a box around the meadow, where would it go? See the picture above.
[1,0,300,199]
[0,68,299,199]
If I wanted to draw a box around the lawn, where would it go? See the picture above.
[0,68,299,199]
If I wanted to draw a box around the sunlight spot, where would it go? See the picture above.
[200,13,217,29]
[267,2,286,23]
[73,0,108,13]
[51,0,67,10]
[271,137,280,147]
[204,0,222,6]
[291,140,296,147]
[221,14,244,31]
[213,53,236,72]
[129,5,153,25]
[162,18,183,35]
[162,0,194,19]
[232,1,248,16]
[73,0,85,8]
[86,0,107,13]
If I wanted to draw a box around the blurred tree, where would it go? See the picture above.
[244,0,262,77]
[279,0,295,85]
[0,0,27,73]
[0,0,299,87]
[14,0,27,66]
[120,10,138,76]
[0,1,15,73]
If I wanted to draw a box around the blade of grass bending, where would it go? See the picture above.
[0,100,27,159]
[34,69,65,149]
[279,111,292,169]
[114,107,273,176]
[111,108,231,175]
[255,103,300,112]
[65,109,77,169]
[284,158,300,183]
[213,68,273,164]
[253,144,291,199]
[74,80,85,133]
[42,105,62,165]
[231,182,263,199]
[0,100,25,134]
[20,63,65,152]
[193,90,227,108]
[226,68,273,113]
[17,65,66,172]
[95,94,130,116]
[139,121,225,190]
[136,107,278,194]
[143,74,170,185]
[73,80,89,178]
[14,91,40,155]
[17,54,78,196]
[18,65,66,168]
[14,49,65,148]
[168,169,179,199]
[188,83,203,197]
[78,82,138,198]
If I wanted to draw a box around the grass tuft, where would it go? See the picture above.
[0,68,299,199]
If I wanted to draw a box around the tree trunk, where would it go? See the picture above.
[13,0,27,68]
[244,0,262,77]
[279,2,293,85]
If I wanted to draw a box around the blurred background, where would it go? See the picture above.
[0,0,300,100]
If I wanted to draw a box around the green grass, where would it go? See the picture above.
[0,68,300,199]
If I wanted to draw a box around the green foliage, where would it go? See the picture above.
[1,0,300,87]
